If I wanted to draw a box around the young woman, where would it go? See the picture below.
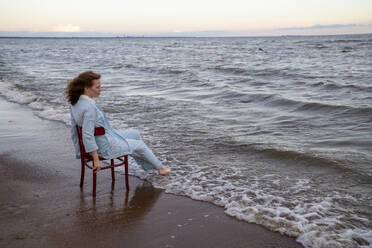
[65,71,171,175]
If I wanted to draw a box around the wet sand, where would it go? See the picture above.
[0,97,303,248]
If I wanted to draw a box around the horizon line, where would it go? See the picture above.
[0,33,371,39]
[0,31,372,39]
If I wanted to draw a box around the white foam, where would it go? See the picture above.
[0,80,39,104]
[118,160,371,248]
[36,106,70,125]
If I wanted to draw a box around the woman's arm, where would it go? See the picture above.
[91,150,101,171]
[82,105,101,171]
[82,105,99,153]
[70,109,81,159]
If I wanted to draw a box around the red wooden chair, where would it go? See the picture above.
[76,125,129,197]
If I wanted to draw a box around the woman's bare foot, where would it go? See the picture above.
[158,166,171,175]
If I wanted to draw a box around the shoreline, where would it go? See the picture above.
[0,97,303,248]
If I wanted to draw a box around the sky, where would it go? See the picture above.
[0,0,371,36]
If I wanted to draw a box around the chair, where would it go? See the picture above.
[76,125,129,197]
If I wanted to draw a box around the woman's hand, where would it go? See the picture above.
[93,160,101,172]
[91,150,101,172]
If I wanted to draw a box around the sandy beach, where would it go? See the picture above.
[0,97,304,248]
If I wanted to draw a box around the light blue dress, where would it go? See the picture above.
[70,95,163,171]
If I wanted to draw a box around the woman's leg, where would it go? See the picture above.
[116,129,169,174]
[125,138,163,170]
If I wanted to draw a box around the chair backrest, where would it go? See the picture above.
[76,126,105,157]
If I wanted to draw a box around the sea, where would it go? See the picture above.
[0,34,371,248]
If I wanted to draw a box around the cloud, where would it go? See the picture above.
[51,25,81,32]
[0,31,118,37]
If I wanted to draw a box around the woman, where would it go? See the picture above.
[65,71,171,175]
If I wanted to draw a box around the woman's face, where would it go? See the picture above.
[84,79,101,98]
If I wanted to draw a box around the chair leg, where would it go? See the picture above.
[125,155,129,191]
[111,159,115,181]
[93,171,97,197]
[80,159,85,187]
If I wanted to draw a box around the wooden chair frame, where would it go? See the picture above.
[76,125,129,197]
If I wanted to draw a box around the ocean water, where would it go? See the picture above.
[0,35,371,248]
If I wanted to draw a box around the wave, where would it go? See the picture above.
[206,137,344,170]
[189,85,372,117]
[208,66,333,81]
[310,81,372,93]
[237,92,372,116]
[0,80,40,104]
[133,64,188,75]
[255,146,340,166]
[109,61,190,76]
[0,79,70,125]
[208,66,294,78]
[111,63,139,70]
[125,63,136,69]
[296,101,350,112]
[295,101,372,116]
[311,44,329,49]
[208,65,248,75]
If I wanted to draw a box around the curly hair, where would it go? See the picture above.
[65,71,101,105]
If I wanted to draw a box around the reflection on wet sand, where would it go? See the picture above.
[75,180,163,228]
